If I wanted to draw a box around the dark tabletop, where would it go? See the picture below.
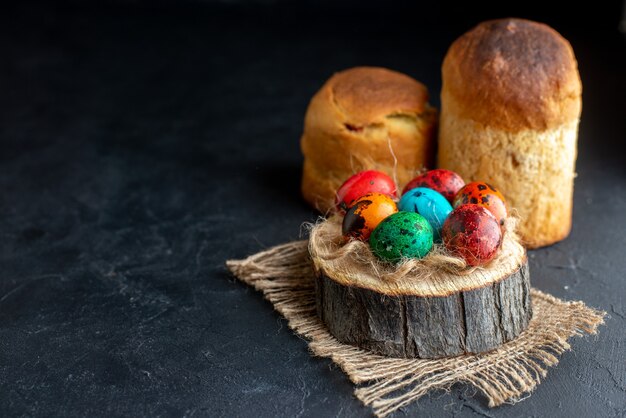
[1,1,625,417]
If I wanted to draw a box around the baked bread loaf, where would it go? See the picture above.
[301,67,437,213]
[438,19,582,248]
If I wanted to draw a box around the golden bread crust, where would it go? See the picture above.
[329,67,429,125]
[301,67,437,213]
[442,18,582,132]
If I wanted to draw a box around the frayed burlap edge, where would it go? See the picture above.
[226,241,606,417]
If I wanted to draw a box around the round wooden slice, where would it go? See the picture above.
[309,217,532,359]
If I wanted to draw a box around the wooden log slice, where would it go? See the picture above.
[309,217,532,359]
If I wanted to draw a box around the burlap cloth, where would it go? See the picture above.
[226,240,605,417]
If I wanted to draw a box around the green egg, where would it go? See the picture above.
[369,211,433,262]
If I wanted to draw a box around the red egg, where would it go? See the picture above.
[442,204,502,266]
[335,170,397,210]
[402,169,465,203]
[453,182,508,226]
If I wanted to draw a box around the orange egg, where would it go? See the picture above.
[342,193,398,241]
[453,182,508,226]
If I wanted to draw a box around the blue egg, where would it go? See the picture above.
[398,187,453,241]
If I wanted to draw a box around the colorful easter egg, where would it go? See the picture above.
[398,187,452,241]
[335,170,397,210]
[342,193,398,241]
[453,182,508,226]
[369,212,433,262]
[402,169,465,203]
[442,204,502,266]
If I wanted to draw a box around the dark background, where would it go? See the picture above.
[0,1,625,417]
